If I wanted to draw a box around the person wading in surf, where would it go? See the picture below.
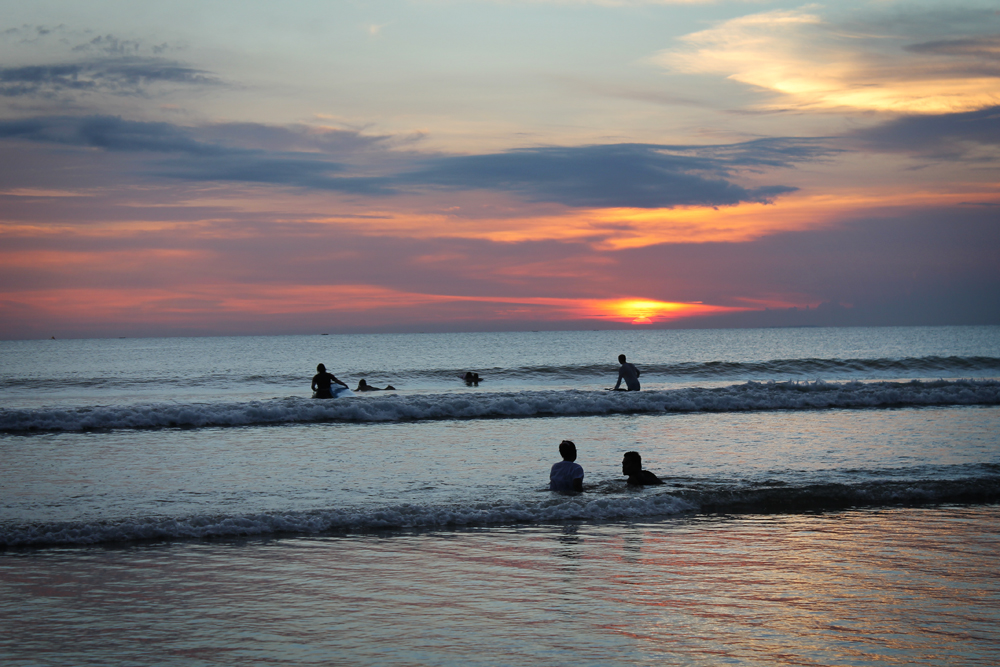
[549,440,584,492]
[613,354,641,391]
[312,363,348,398]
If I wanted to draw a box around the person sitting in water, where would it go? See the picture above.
[355,378,396,392]
[622,451,664,486]
[550,439,584,492]
[463,371,482,385]
[312,363,348,398]
[613,354,641,391]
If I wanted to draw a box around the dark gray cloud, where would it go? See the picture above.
[658,138,839,169]
[841,6,1000,39]
[906,35,1000,61]
[196,123,395,155]
[0,115,220,153]
[71,34,143,57]
[0,115,823,207]
[0,115,394,195]
[1,24,69,41]
[154,155,394,195]
[0,115,391,156]
[398,140,830,208]
[850,106,1000,159]
[0,57,218,97]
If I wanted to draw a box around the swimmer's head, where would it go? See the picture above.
[559,439,577,461]
[622,451,642,475]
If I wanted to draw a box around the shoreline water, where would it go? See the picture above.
[3,506,999,666]
[2,327,999,664]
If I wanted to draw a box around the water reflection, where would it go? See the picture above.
[2,508,998,666]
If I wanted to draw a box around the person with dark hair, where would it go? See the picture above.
[622,451,664,486]
[613,354,641,391]
[312,363,348,398]
[550,440,584,492]
[355,378,396,391]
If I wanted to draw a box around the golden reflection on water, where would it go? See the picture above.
[592,509,1000,665]
[1,507,998,666]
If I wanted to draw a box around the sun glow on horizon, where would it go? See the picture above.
[0,285,752,331]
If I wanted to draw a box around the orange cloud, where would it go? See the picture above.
[657,8,1000,114]
[312,187,1000,250]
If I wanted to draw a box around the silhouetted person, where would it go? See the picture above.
[613,354,641,391]
[622,451,663,486]
[356,378,396,391]
[463,371,482,385]
[550,439,584,492]
[312,363,348,398]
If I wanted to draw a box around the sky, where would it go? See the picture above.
[1,0,998,339]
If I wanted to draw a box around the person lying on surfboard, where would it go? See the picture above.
[355,378,396,391]
[312,363,348,398]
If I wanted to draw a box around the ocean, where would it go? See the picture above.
[2,326,999,665]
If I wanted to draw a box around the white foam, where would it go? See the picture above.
[2,379,998,432]
[0,494,696,546]
[5,473,998,547]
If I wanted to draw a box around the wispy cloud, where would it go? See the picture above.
[906,35,1000,61]
[849,105,1000,160]
[0,57,219,98]
[0,115,824,208]
[0,116,396,195]
[656,6,1000,114]
[400,142,810,208]
[490,1,724,5]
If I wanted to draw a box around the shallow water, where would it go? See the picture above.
[3,407,998,533]
[4,326,1000,409]
[2,327,999,664]
[3,507,998,666]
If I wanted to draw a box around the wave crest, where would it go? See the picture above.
[1,379,998,433]
[4,476,997,548]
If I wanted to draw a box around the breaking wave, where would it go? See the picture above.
[2,379,999,433]
[3,475,997,547]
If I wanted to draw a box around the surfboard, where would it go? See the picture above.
[313,385,354,399]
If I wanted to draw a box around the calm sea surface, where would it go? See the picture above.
[2,327,999,665]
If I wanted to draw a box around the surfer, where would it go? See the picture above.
[463,372,482,385]
[622,451,664,486]
[549,440,584,492]
[312,363,348,398]
[355,379,396,391]
[612,354,641,391]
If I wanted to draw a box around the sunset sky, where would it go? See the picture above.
[1,0,998,338]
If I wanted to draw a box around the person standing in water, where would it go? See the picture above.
[312,363,348,398]
[613,354,641,391]
[549,440,584,492]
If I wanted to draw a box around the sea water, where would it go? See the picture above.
[1,326,999,665]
